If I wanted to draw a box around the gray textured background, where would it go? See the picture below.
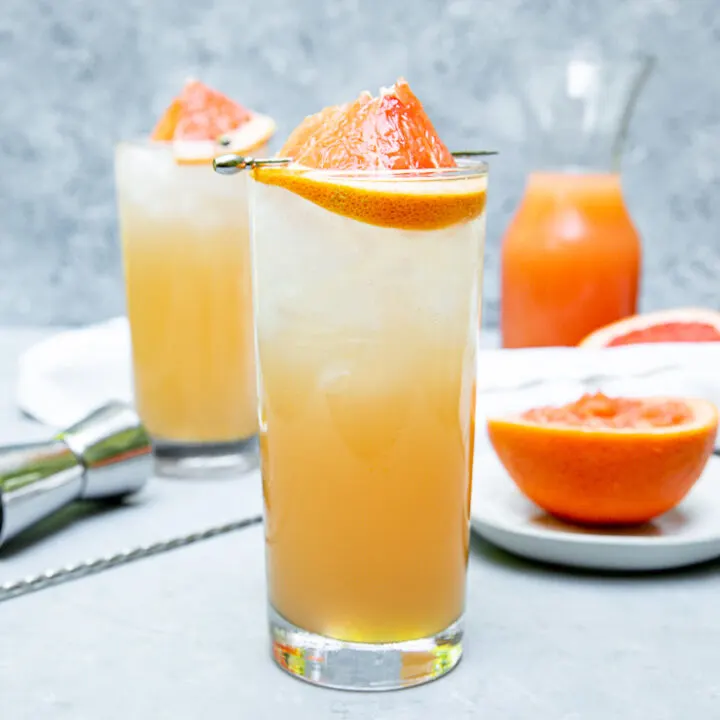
[1,0,718,326]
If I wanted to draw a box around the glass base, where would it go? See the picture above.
[269,606,464,691]
[152,436,259,479]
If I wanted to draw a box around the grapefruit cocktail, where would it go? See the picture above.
[239,80,487,690]
[115,80,275,476]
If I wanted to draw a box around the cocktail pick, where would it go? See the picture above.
[213,155,291,175]
[212,150,498,175]
[451,150,499,157]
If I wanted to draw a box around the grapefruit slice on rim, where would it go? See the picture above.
[578,308,720,348]
[254,78,488,231]
[279,79,457,171]
[487,392,718,526]
[151,79,275,164]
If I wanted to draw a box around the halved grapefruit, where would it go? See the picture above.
[151,79,275,164]
[578,308,720,348]
[487,392,718,526]
[253,78,488,231]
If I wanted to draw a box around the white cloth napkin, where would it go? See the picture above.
[16,318,720,440]
[17,317,134,428]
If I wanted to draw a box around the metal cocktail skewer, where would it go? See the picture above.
[212,151,498,175]
[451,150,500,157]
[213,155,291,175]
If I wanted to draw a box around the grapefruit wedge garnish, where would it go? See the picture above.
[280,79,456,171]
[151,79,275,164]
[254,78,487,231]
[578,308,720,347]
[488,392,718,526]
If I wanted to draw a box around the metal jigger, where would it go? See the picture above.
[0,402,151,548]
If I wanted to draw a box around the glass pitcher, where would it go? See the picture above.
[500,52,654,348]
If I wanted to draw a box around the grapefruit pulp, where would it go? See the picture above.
[579,308,720,347]
[487,393,718,525]
[253,78,488,231]
[151,79,275,164]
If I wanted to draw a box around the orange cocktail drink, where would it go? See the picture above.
[244,79,487,690]
[116,80,274,476]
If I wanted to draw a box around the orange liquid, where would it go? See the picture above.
[117,146,257,442]
[501,173,641,348]
[260,344,476,644]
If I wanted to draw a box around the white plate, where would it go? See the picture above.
[471,454,720,571]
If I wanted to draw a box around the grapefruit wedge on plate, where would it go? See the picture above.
[487,393,718,526]
[579,308,720,347]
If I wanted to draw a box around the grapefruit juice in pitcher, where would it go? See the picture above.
[500,53,653,348]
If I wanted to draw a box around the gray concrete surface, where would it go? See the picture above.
[1,0,720,326]
[1,326,720,718]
